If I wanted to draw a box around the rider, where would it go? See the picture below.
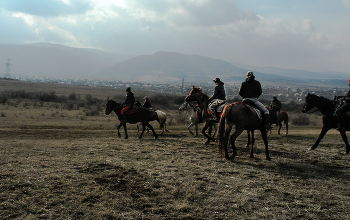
[270,96,282,126]
[120,87,135,123]
[239,71,271,129]
[208,78,226,120]
[335,78,350,131]
[141,96,152,109]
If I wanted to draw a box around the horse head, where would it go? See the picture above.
[302,93,319,113]
[179,101,188,111]
[105,100,122,115]
[185,86,208,103]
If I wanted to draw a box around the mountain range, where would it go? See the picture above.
[1,43,348,88]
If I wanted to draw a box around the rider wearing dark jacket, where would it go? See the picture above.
[239,71,270,129]
[120,87,135,123]
[208,78,226,120]
[335,79,350,131]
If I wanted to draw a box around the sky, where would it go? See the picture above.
[0,0,350,73]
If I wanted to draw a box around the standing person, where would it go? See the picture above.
[141,96,152,109]
[120,87,135,123]
[270,96,282,126]
[239,71,271,129]
[208,78,226,120]
[335,78,350,131]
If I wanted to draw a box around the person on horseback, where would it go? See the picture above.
[120,87,135,123]
[208,78,226,121]
[141,96,152,109]
[335,78,350,131]
[270,96,282,125]
[239,71,271,129]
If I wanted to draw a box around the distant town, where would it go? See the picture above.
[2,74,348,103]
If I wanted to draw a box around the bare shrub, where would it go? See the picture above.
[291,114,310,125]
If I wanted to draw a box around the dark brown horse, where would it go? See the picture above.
[105,100,158,139]
[218,102,270,160]
[302,93,350,153]
[185,87,223,144]
[266,106,289,135]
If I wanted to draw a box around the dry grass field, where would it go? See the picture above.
[1,80,350,219]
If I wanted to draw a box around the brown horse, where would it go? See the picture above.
[185,87,223,144]
[105,100,158,139]
[266,106,289,135]
[218,102,270,160]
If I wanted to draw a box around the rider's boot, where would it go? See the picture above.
[120,114,127,124]
[336,114,347,131]
[264,114,272,129]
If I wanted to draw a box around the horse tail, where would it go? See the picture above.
[218,104,231,156]
[156,110,167,130]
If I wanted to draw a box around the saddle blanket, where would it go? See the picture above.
[126,108,138,114]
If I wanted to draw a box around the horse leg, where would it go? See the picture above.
[116,123,123,138]
[138,123,146,139]
[188,123,195,136]
[122,123,129,139]
[249,130,255,158]
[229,129,244,160]
[146,122,158,139]
[202,122,214,144]
[285,121,289,136]
[221,124,232,159]
[245,130,251,148]
[260,128,270,160]
[278,123,282,135]
[339,130,350,154]
[311,126,330,150]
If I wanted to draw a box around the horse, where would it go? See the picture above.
[266,106,289,135]
[179,101,217,137]
[134,101,168,134]
[302,93,350,154]
[105,100,158,139]
[218,102,271,160]
[136,110,168,134]
[185,87,224,144]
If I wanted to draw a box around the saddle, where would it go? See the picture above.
[242,99,262,120]
[334,98,350,117]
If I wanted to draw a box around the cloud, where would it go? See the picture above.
[343,0,350,8]
[0,0,93,17]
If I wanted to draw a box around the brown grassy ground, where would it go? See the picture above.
[1,94,350,219]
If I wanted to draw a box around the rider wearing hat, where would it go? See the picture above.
[270,96,282,125]
[335,78,350,131]
[141,96,152,109]
[208,78,226,120]
[120,87,135,123]
[239,71,271,129]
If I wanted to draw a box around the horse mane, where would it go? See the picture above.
[189,86,210,98]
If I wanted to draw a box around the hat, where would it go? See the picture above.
[144,96,148,100]
[126,87,131,92]
[213,78,221,83]
[246,71,254,78]
[273,96,277,100]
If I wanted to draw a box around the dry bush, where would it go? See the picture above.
[291,113,310,125]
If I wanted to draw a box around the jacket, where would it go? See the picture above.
[208,82,226,102]
[123,92,135,107]
[270,99,282,111]
[239,78,262,99]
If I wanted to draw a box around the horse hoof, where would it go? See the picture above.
[266,157,271,161]
[309,147,315,151]
[125,137,128,139]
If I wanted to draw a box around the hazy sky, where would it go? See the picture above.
[1,0,350,73]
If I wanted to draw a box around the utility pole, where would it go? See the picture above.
[181,77,184,95]
[5,57,12,78]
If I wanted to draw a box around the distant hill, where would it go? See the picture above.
[1,43,348,88]
[0,43,133,79]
